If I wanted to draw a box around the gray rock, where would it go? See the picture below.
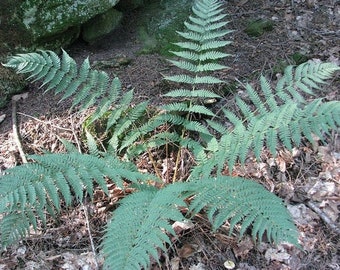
[21,0,120,43]
[82,8,123,44]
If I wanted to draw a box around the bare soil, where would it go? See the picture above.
[0,0,339,269]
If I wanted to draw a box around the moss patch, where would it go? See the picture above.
[245,19,274,37]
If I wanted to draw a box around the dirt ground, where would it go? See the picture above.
[0,0,339,269]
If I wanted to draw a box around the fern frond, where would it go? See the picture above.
[162,102,215,117]
[188,177,299,245]
[164,89,221,99]
[278,61,340,101]
[0,153,150,246]
[102,184,188,270]
[0,213,33,247]
[3,49,124,122]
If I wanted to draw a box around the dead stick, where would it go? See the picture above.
[306,200,340,235]
[12,96,28,163]
[82,203,99,269]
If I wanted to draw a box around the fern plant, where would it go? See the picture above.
[1,0,340,269]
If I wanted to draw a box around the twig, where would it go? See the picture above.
[17,112,73,131]
[82,203,99,269]
[12,96,28,163]
[70,116,82,153]
[306,200,340,235]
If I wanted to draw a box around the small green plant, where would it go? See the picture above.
[1,0,340,269]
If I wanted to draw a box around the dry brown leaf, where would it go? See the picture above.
[178,243,200,258]
[232,236,254,259]
[264,245,290,263]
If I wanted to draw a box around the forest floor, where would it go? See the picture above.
[0,0,339,269]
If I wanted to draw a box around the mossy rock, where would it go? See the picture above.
[82,8,123,44]
[245,19,274,37]
[0,65,27,109]
[136,0,192,55]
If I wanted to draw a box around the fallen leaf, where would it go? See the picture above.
[232,236,254,259]
[265,245,290,263]
[178,243,200,258]
[189,263,206,270]
[170,257,180,270]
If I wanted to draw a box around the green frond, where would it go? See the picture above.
[0,153,149,246]
[206,119,228,134]
[172,42,201,52]
[278,61,340,101]
[260,76,278,110]
[3,49,125,122]
[189,177,299,245]
[162,102,215,117]
[0,213,33,248]
[85,129,103,157]
[164,89,221,99]
[202,60,339,175]
[244,83,268,115]
[102,184,188,270]
[201,40,232,51]
[165,74,224,84]
[183,119,212,135]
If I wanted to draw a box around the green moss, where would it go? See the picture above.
[245,19,274,37]
[291,52,309,65]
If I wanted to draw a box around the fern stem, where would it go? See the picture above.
[172,127,187,182]
[147,148,162,181]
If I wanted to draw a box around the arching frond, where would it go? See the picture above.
[3,49,124,122]
[189,177,299,246]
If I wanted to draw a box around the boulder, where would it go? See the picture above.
[82,8,123,44]
[135,0,192,55]
[117,0,146,11]
[20,0,120,49]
